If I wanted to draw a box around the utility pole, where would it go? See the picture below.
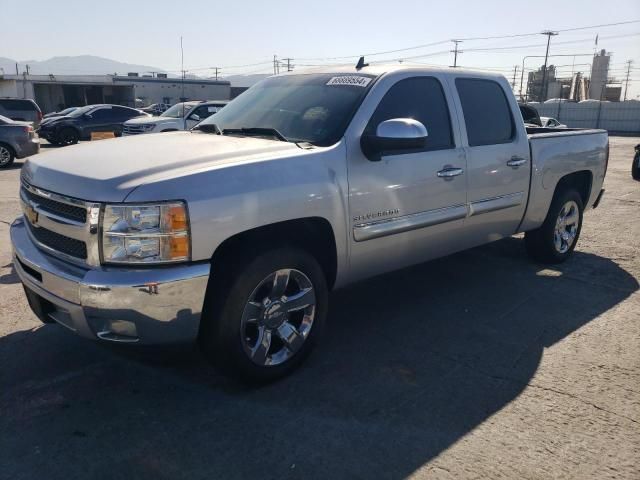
[450,40,462,67]
[282,58,293,72]
[539,30,558,102]
[212,67,220,80]
[511,65,519,91]
[273,55,278,75]
[25,64,30,75]
[623,60,633,101]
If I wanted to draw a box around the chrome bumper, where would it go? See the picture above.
[11,217,210,344]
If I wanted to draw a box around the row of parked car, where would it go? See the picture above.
[0,98,229,167]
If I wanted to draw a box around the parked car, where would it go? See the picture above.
[518,103,542,127]
[0,98,43,128]
[43,107,79,120]
[633,144,640,180]
[123,100,227,135]
[540,116,567,128]
[12,65,608,383]
[140,103,172,116]
[0,114,39,168]
[37,104,149,145]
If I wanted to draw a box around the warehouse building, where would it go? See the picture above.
[0,73,231,113]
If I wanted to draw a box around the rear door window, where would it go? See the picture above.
[113,106,140,119]
[0,99,37,111]
[367,76,454,152]
[456,79,514,146]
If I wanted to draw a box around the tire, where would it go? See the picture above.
[0,143,15,168]
[57,127,79,146]
[632,153,640,181]
[199,247,328,383]
[525,189,584,264]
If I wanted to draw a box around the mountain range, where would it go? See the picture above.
[0,55,168,76]
[0,55,271,87]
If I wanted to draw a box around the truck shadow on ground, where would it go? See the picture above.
[1,236,637,479]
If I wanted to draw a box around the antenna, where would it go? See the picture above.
[180,36,185,118]
[356,56,368,70]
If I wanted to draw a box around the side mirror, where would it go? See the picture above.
[84,113,93,119]
[190,113,201,121]
[361,118,428,161]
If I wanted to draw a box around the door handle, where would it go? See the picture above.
[437,167,464,178]
[507,156,527,167]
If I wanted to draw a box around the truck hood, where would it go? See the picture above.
[125,116,179,126]
[22,132,301,202]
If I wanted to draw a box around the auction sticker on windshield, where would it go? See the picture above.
[326,76,372,87]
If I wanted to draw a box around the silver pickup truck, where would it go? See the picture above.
[11,65,608,382]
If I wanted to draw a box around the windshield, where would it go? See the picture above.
[162,103,196,118]
[68,105,95,118]
[199,73,376,146]
[58,107,76,115]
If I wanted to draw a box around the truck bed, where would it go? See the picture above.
[519,128,608,232]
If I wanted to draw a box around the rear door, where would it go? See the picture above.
[452,77,530,243]
[112,107,143,134]
[346,74,468,280]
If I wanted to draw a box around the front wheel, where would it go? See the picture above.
[632,152,640,180]
[57,127,79,146]
[525,189,584,264]
[199,248,328,383]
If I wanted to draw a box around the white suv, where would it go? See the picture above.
[122,100,227,135]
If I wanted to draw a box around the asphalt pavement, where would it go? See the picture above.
[0,136,638,479]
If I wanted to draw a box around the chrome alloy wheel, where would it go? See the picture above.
[240,269,316,366]
[0,146,11,166]
[554,200,579,254]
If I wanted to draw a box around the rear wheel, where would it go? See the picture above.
[525,189,584,264]
[199,248,328,383]
[57,127,79,146]
[0,144,15,168]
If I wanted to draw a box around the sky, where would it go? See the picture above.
[2,0,640,97]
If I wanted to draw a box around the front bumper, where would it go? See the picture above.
[11,217,210,344]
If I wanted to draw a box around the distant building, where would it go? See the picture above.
[525,51,622,103]
[589,49,610,100]
[526,65,557,102]
[0,73,231,112]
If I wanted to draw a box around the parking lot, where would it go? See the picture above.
[0,136,638,479]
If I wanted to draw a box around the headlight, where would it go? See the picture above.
[142,124,156,130]
[101,202,190,264]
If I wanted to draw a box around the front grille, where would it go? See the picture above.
[27,222,87,259]
[21,185,87,223]
[122,125,146,135]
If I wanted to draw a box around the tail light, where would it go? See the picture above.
[23,125,33,134]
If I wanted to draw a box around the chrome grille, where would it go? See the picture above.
[20,180,101,266]
[122,124,147,135]
[21,184,87,223]
[26,221,87,259]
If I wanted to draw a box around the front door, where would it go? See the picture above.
[346,74,468,281]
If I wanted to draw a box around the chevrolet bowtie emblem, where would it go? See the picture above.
[25,203,39,226]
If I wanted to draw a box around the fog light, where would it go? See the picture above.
[106,319,138,337]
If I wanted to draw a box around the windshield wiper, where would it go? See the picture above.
[222,127,289,142]
[194,123,222,134]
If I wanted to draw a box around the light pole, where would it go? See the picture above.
[539,31,558,102]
